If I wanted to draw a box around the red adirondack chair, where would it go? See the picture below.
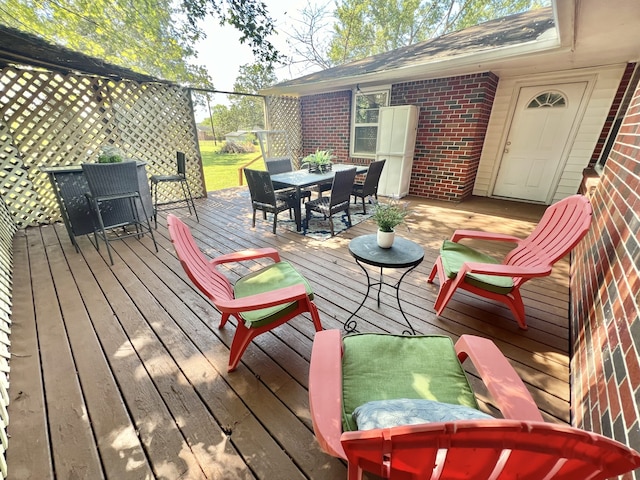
[428,194,592,329]
[309,330,640,480]
[167,214,323,371]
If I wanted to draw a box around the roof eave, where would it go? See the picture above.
[262,33,563,97]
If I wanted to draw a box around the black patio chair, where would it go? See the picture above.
[305,167,357,236]
[265,158,312,202]
[82,161,158,265]
[352,159,386,214]
[149,151,199,228]
[244,168,295,234]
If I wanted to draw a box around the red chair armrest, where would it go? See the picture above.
[451,229,522,244]
[215,284,308,313]
[211,248,281,265]
[455,335,543,421]
[309,329,346,459]
[460,262,552,278]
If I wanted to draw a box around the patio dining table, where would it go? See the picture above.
[271,163,368,231]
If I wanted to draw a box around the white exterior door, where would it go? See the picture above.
[493,82,588,202]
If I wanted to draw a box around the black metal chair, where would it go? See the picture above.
[352,159,386,214]
[244,168,295,234]
[82,161,158,265]
[305,167,357,236]
[150,151,198,228]
[265,157,312,203]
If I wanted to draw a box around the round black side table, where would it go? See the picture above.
[345,234,424,335]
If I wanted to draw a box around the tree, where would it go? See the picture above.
[201,64,275,136]
[0,0,281,85]
[285,3,336,71]
[286,0,549,69]
[228,63,276,130]
[205,104,236,139]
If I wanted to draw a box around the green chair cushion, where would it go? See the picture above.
[440,240,514,294]
[341,333,479,432]
[234,261,313,328]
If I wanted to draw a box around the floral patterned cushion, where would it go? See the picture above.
[352,398,494,431]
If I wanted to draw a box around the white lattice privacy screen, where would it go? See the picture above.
[265,96,302,165]
[0,60,306,480]
[0,199,15,479]
[0,66,205,228]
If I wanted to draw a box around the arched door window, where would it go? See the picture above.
[527,91,567,108]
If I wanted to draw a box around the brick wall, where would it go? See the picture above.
[391,73,498,201]
[300,91,354,162]
[571,77,640,478]
[299,73,498,200]
[588,63,635,167]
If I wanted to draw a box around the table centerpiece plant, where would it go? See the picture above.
[371,197,411,248]
[97,145,124,163]
[302,149,334,173]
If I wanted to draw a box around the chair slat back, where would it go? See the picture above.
[244,168,277,207]
[341,420,640,480]
[329,167,357,209]
[176,151,187,176]
[167,215,234,303]
[265,158,294,175]
[361,159,386,197]
[504,195,592,271]
[82,161,139,197]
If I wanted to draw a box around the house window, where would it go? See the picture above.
[527,92,567,108]
[352,88,390,156]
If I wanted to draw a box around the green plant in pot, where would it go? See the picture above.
[97,145,124,163]
[371,198,410,248]
[303,149,334,173]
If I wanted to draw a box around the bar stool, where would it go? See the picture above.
[83,161,158,265]
[150,151,199,228]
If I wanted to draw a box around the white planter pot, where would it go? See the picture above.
[377,229,395,248]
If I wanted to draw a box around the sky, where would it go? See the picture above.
[191,0,329,119]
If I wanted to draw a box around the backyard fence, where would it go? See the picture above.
[0,66,205,228]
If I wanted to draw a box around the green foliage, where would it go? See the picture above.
[97,145,124,163]
[198,63,274,137]
[303,149,335,166]
[371,198,410,232]
[2,0,282,84]
[182,0,283,66]
[228,63,276,130]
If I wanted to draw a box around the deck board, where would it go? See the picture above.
[7,190,571,479]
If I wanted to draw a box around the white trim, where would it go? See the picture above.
[350,85,391,158]
[473,64,626,204]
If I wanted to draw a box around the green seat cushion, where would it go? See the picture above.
[234,261,313,328]
[341,333,478,432]
[440,240,514,294]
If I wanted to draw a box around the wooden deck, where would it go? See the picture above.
[7,189,571,479]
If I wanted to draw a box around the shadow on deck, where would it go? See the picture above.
[8,190,569,479]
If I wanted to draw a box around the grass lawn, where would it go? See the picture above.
[199,140,264,192]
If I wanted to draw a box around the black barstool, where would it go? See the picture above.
[150,151,199,228]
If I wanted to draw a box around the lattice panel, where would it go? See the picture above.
[0,66,204,227]
[256,130,292,159]
[0,198,15,480]
[265,96,303,167]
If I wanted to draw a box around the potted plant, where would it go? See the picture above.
[302,149,334,173]
[371,198,410,248]
[97,145,124,163]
